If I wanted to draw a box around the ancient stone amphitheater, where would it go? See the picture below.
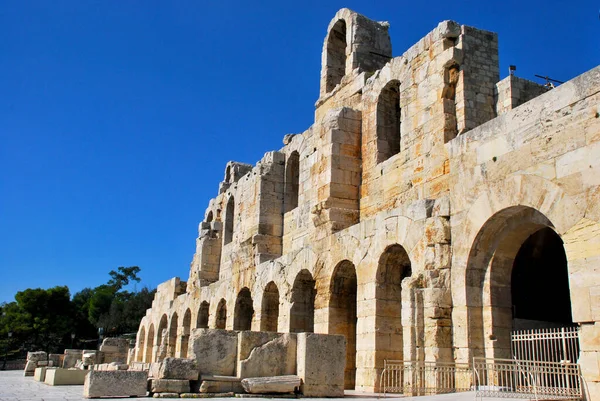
[134,8,600,399]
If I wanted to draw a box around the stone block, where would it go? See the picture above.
[62,349,83,368]
[153,393,180,398]
[150,379,191,394]
[45,368,89,385]
[296,333,345,397]
[33,367,48,382]
[199,379,243,394]
[27,351,47,362]
[241,375,301,394]
[48,353,62,367]
[188,328,238,376]
[156,358,199,380]
[24,360,36,374]
[83,370,148,398]
[237,332,296,379]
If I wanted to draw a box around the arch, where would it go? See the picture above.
[260,282,280,332]
[216,299,227,329]
[225,165,231,183]
[329,260,357,389]
[290,269,316,333]
[284,151,300,213]
[375,244,412,367]
[156,314,169,362]
[224,196,235,245]
[465,206,573,359]
[325,19,347,92]
[180,309,192,358]
[376,80,401,163]
[206,211,213,223]
[234,287,254,331]
[137,326,146,362]
[145,324,155,363]
[197,301,210,329]
[168,312,178,358]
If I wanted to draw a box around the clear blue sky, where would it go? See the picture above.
[1,1,599,303]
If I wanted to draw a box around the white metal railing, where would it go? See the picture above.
[511,326,580,364]
[379,360,473,396]
[473,357,582,400]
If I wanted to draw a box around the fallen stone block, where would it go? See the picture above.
[237,332,296,379]
[198,375,243,394]
[37,360,49,367]
[180,393,234,398]
[153,393,180,398]
[23,360,36,375]
[48,353,62,367]
[83,370,148,398]
[44,368,89,385]
[150,379,191,394]
[156,357,199,380]
[296,333,345,397]
[33,367,48,382]
[27,351,47,362]
[188,329,238,376]
[241,375,301,394]
[62,349,83,368]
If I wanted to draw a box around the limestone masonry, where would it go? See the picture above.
[134,8,600,399]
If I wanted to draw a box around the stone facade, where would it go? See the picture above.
[134,8,600,399]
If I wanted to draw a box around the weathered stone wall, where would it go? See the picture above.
[133,7,600,399]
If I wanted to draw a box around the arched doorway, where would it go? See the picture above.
[157,314,168,362]
[329,260,357,389]
[234,288,254,331]
[197,301,210,329]
[290,269,316,333]
[375,245,412,367]
[145,324,155,363]
[224,196,235,245]
[137,326,146,362]
[180,309,192,358]
[325,19,347,92]
[261,282,280,332]
[376,80,401,163]
[168,312,178,358]
[466,206,574,360]
[216,299,227,329]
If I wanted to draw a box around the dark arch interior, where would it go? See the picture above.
[234,288,254,331]
[284,151,300,213]
[326,20,347,92]
[330,260,357,389]
[511,227,573,328]
[197,302,210,329]
[290,270,316,333]
[224,197,235,245]
[216,299,227,329]
[261,282,280,332]
[376,80,401,163]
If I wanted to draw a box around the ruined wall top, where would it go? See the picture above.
[319,8,392,99]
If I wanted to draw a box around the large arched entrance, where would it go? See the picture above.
[290,269,316,333]
[234,288,254,331]
[145,324,155,363]
[260,282,280,332]
[137,326,146,362]
[180,309,192,358]
[466,206,574,360]
[168,312,178,358]
[375,245,412,369]
[329,260,357,389]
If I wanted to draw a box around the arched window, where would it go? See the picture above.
[284,151,300,213]
[224,196,235,245]
[234,288,254,331]
[325,20,347,93]
[197,301,210,329]
[216,299,227,329]
[206,211,213,223]
[376,80,401,163]
[260,282,280,332]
